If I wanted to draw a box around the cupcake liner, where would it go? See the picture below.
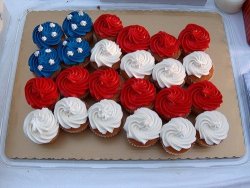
[127,138,159,148]
[81,30,94,43]
[152,49,181,63]
[94,32,116,42]
[160,139,191,155]
[185,66,214,85]
[90,126,122,138]
[60,121,89,134]
[47,129,60,144]
[90,60,121,70]
[120,70,151,80]
[196,132,216,147]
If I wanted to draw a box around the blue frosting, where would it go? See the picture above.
[57,37,91,65]
[62,11,93,38]
[32,21,64,48]
[29,48,61,77]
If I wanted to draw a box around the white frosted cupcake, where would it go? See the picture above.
[88,99,123,138]
[183,51,214,85]
[160,117,196,155]
[124,108,162,147]
[195,111,229,147]
[120,50,155,80]
[54,97,88,133]
[152,58,186,89]
[90,39,122,70]
[23,108,59,144]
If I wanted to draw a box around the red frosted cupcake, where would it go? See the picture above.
[120,78,156,113]
[150,31,181,62]
[178,24,210,54]
[116,25,150,54]
[155,86,192,121]
[188,81,223,114]
[89,68,122,101]
[56,66,89,98]
[25,77,59,109]
[93,14,123,41]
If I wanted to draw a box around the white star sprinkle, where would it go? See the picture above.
[45,49,52,53]
[67,51,74,56]
[76,38,82,43]
[67,14,72,20]
[80,20,87,26]
[34,51,39,57]
[77,48,83,53]
[37,65,43,71]
[51,32,58,37]
[41,36,47,41]
[50,23,55,28]
[49,59,55,65]
[38,25,43,32]
[63,41,67,46]
[71,24,78,30]
[78,10,84,16]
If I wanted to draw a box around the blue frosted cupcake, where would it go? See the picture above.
[57,37,91,68]
[62,10,93,42]
[32,22,64,48]
[28,48,61,78]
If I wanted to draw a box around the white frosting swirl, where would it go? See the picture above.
[88,99,123,134]
[124,108,162,144]
[120,50,155,78]
[54,97,88,129]
[152,58,186,88]
[183,51,212,78]
[160,118,196,151]
[23,108,59,144]
[90,39,122,68]
[195,111,229,145]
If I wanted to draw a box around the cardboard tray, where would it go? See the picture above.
[4,10,245,160]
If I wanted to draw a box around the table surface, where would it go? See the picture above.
[1,0,250,187]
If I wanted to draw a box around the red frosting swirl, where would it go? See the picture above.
[155,86,192,120]
[178,24,210,54]
[116,25,150,53]
[89,68,121,101]
[120,78,156,111]
[25,77,59,109]
[188,81,223,111]
[150,31,180,58]
[56,66,89,98]
[93,14,123,39]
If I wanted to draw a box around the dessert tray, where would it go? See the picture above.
[3,9,245,161]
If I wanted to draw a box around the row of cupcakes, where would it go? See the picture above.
[23,98,229,155]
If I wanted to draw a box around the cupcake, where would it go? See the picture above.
[54,97,88,133]
[90,39,122,70]
[188,81,223,114]
[93,14,123,41]
[160,117,196,155]
[89,68,122,101]
[23,108,59,144]
[32,21,64,48]
[57,37,91,68]
[88,99,123,138]
[183,51,214,85]
[154,86,192,121]
[152,58,186,89]
[62,10,93,42]
[120,50,155,80]
[178,24,210,55]
[28,48,61,78]
[120,78,156,113]
[150,31,181,62]
[25,78,59,109]
[124,108,162,148]
[56,66,89,98]
[195,111,229,147]
[117,25,150,54]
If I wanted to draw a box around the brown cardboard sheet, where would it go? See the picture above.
[5,10,245,160]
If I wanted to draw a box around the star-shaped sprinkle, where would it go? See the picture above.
[50,23,55,28]
[37,65,43,71]
[49,59,55,65]
[41,36,47,41]
[77,48,83,53]
[45,49,52,53]
[78,10,84,16]
[34,51,39,57]
[71,23,78,30]
[51,32,58,37]
[63,41,67,46]
[38,25,43,32]
[80,20,87,26]
[67,14,72,20]
[67,51,74,56]
[76,38,82,43]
